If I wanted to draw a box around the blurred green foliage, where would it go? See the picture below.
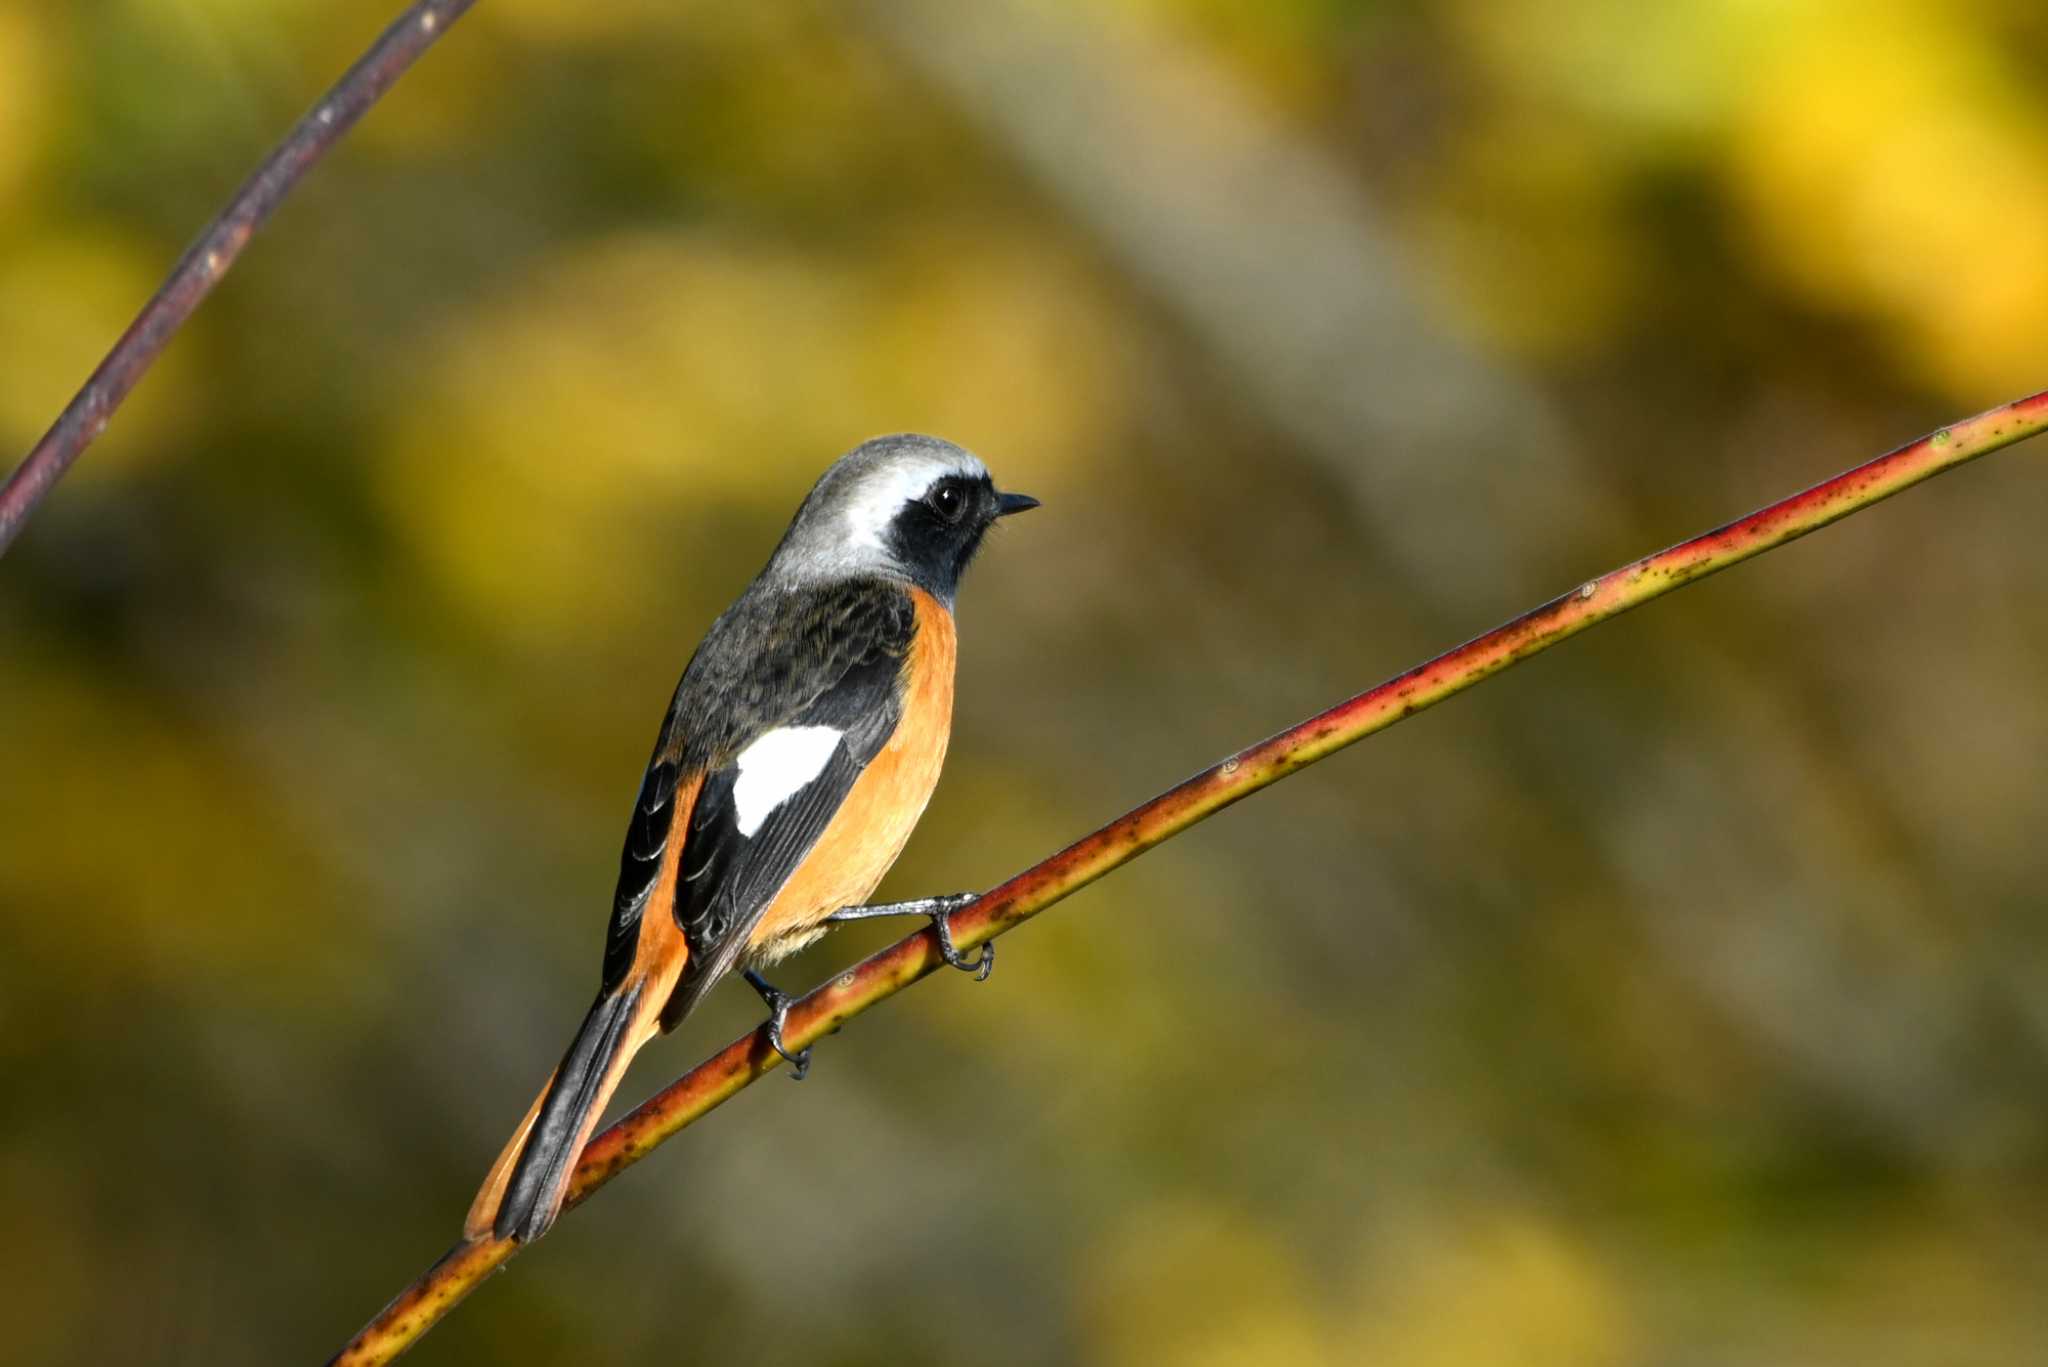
[4,1,2048,1362]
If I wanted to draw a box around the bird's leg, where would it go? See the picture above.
[742,969,812,1081]
[825,892,993,980]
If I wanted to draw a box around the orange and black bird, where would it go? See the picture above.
[465,434,1038,1244]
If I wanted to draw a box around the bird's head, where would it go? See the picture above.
[770,434,1038,602]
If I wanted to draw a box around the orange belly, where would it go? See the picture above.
[743,586,957,964]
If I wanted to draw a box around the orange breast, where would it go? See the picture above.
[744,587,957,963]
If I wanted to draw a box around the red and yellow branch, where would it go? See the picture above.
[330,389,2048,1365]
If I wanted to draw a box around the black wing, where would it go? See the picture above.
[597,577,916,1011]
[599,755,682,993]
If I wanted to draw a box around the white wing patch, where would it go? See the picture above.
[731,726,844,837]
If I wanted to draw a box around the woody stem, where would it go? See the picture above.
[328,388,2048,1367]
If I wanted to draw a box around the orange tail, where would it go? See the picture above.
[464,980,656,1243]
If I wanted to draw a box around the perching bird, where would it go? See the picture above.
[464,434,1037,1244]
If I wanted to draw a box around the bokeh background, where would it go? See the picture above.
[5,1,2048,1362]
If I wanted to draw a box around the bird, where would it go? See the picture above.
[463,433,1038,1245]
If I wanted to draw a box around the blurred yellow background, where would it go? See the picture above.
[4,1,2048,1362]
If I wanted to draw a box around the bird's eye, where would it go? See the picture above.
[928,482,967,522]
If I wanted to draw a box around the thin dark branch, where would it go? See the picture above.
[0,0,478,557]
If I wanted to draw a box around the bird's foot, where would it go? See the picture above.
[743,969,812,1080]
[825,892,993,981]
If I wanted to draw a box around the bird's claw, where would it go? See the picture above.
[930,903,995,981]
[819,892,994,981]
[745,970,813,1080]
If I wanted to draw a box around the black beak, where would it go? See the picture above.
[996,491,1041,517]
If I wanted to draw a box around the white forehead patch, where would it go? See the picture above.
[841,452,986,550]
[732,726,843,837]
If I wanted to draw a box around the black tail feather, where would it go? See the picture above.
[495,983,642,1242]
